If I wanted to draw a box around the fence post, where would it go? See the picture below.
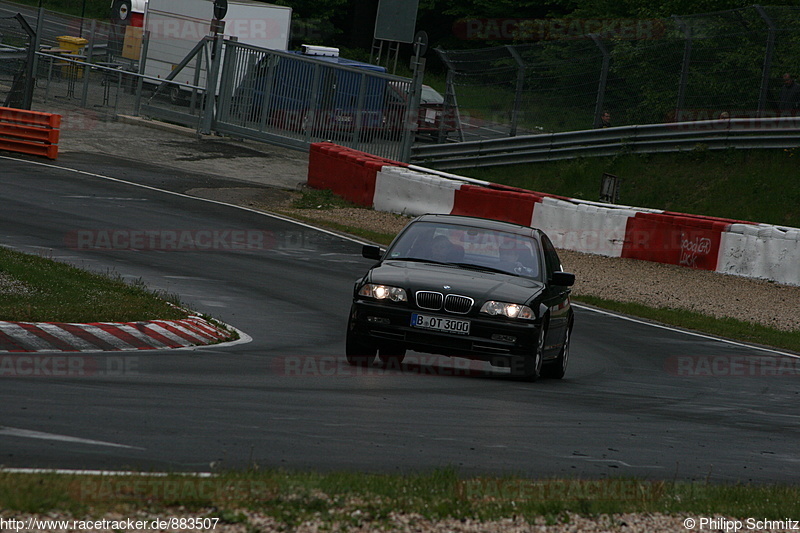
[304,62,322,144]
[350,72,367,149]
[673,16,692,122]
[216,37,238,124]
[23,8,46,110]
[755,5,776,117]
[200,34,223,135]
[400,57,425,163]
[506,45,526,137]
[15,13,37,110]
[133,30,150,116]
[258,54,278,131]
[590,34,610,129]
[80,19,96,108]
[435,47,463,142]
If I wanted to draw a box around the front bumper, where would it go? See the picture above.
[348,299,541,362]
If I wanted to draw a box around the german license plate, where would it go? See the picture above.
[411,313,470,335]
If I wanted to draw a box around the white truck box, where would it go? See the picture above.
[142,0,291,93]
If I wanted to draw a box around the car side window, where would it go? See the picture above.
[540,235,562,281]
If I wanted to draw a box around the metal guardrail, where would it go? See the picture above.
[410,117,800,169]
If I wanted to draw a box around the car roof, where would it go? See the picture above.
[412,214,540,238]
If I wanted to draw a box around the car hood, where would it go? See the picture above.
[368,261,544,304]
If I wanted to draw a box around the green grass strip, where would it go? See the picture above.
[574,295,800,353]
[0,247,186,323]
[1,469,798,524]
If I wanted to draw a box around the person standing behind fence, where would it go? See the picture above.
[779,73,800,114]
[598,111,612,128]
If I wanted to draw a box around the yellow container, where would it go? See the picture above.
[56,35,88,53]
[56,35,88,78]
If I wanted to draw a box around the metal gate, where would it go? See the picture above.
[137,36,422,161]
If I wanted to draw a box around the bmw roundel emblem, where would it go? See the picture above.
[443,285,451,290]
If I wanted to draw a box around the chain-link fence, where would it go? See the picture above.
[0,0,145,118]
[436,5,800,139]
[0,12,35,108]
[0,0,421,161]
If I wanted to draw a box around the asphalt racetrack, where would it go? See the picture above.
[1,152,799,483]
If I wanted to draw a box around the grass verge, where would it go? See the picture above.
[459,148,800,229]
[0,246,187,323]
[1,469,798,525]
[574,296,800,353]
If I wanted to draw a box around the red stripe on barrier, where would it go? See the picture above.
[186,319,228,340]
[55,324,120,351]
[174,319,219,341]
[451,185,543,226]
[621,212,728,270]
[92,323,157,350]
[660,211,757,226]
[483,182,571,202]
[18,323,78,352]
[137,325,184,348]
[151,321,204,344]
[0,330,30,352]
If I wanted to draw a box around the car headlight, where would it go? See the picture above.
[480,301,535,320]
[358,283,407,302]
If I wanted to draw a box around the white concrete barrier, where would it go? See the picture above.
[718,224,800,286]
[374,166,462,217]
[532,197,638,257]
[312,142,800,286]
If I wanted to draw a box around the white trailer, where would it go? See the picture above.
[141,0,291,100]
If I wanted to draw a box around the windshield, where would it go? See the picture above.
[386,221,541,280]
[420,86,445,104]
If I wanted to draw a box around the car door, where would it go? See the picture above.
[540,234,571,357]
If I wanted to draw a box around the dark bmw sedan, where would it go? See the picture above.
[346,214,575,380]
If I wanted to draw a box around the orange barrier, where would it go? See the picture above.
[308,142,407,207]
[0,107,61,160]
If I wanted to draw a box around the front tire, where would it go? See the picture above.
[542,325,570,379]
[511,323,544,381]
[345,328,376,367]
[378,345,406,367]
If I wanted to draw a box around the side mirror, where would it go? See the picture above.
[362,245,383,260]
[551,271,575,287]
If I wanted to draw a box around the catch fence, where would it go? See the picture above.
[436,6,800,140]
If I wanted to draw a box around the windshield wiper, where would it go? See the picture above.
[449,262,510,275]
[387,257,450,265]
